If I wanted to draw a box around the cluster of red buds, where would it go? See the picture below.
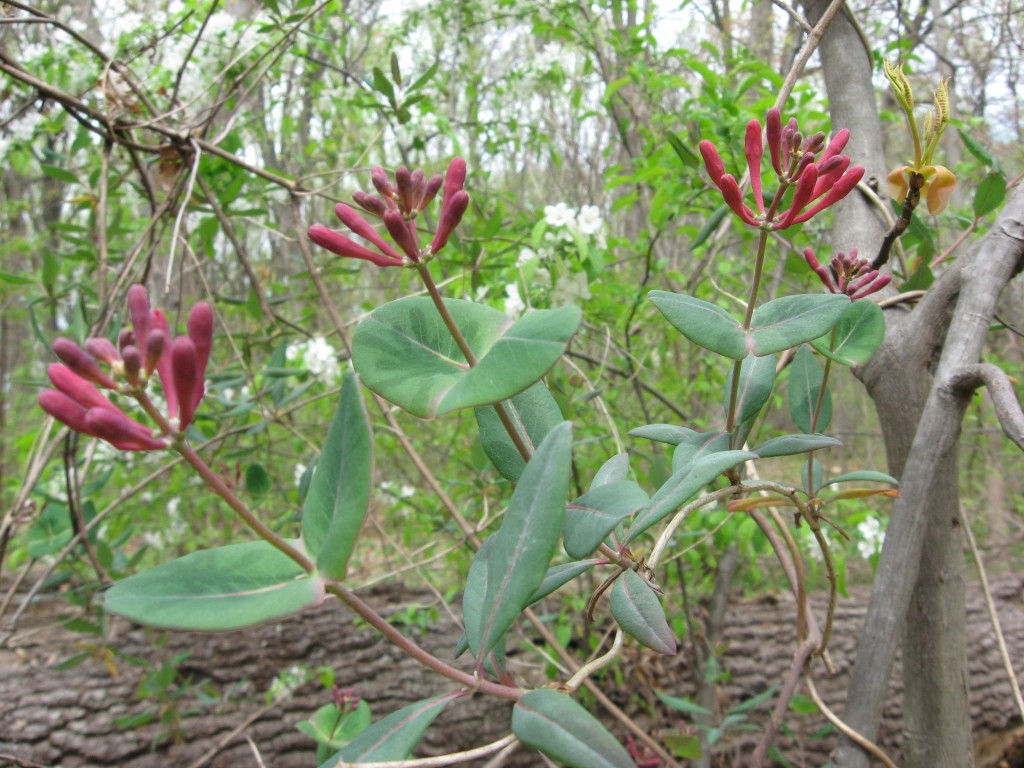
[330,685,361,714]
[803,248,892,300]
[699,108,865,230]
[38,285,213,451]
[308,158,469,267]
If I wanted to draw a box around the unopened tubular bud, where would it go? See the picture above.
[187,302,214,407]
[152,309,178,420]
[48,364,118,412]
[699,141,726,187]
[419,175,443,211]
[745,119,765,214]
[410,168,425,210]
[395,166,413,213]
[171,337,199,431]
[766,108,783,175]
[820,129,850,164]
[39,389,91,434]
[429,190,470,254]
[86,337,120,366]
[334,204,404,261]
[352,191,388,218]
[84,408,166,451]
[144,330,165,376]
[778,165,818,228]
[383,210,421,261]
[308,224,404,267]
[53,338,119,389]
[717,175,759,227]
[121,345,142,385]
[118,328,135,353]
[442,157,467,207]
[127,285,151,349]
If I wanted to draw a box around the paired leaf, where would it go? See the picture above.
[810,301,885,367]
[748,294,850,356]
[475,381,564,482]
[672,431,730,472]
[322,694,453,765]
[788,346,831,434]
[104,541,324,631]
[352,297,580,418]
[528,559,602,604]
[648,292,747,359]
[626,450,755,543]
[752,434,841,458]
[302,369,373,580]
[512,690,634,768]
[610,569,677,655]
[464,423,572,660]
[564,481,649,559]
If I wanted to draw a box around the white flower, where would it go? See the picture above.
[576,205,603,236]
[856,517,885,559]
[551,272,591,306]
[294,463,307,488]
[504,283,526,315]
[288,336,340,383]
[543,202,576,229]
[517,248,539,267]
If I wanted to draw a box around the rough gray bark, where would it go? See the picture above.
[4,579,1024,768]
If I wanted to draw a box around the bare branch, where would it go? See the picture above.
[948,363,1024,451]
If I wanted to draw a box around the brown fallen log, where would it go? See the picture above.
[1,576,1022,767]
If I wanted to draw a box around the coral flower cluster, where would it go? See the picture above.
[308,158,470,267]
[803,248,892,300]
[39,285,213,450]
[699,108,865,230]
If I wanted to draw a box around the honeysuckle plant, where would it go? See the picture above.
[41,107,914,766]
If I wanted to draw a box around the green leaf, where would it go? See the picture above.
[302,370,373,580]
[810,301,885,367]
[371,66,396,105]
[564,481,649,559]
[244,463,271,495]
[104,541,324,631]
[41,164,79,184]
[610,569,677,655]
[592,453,631,487]
[788,346,831,434]
[973,172,1006,219]
[626,450,755,543]
[957,126,999,171]
[649,291,747,359]
[323,694,453,765]
[752,434,841,458]
[729,353,776,426]
[475,381,564,482]
[666,131,699,168]
[513,690,634,768]
[527,559,602,604]
[902,260,934,291]
[299,700,371,749]
[654,689,713,718]
[353,298,580,418]
[629,424,700,445]
[748,294,850,356]
[464,423,572,660]
[690,204,729,249]
[826,470,899,486]
[672,430,730,471]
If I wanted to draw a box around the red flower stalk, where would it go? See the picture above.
[38,285,213,448]
[309,158,469,267]
[699,108,864,230]
[803,248,892,300]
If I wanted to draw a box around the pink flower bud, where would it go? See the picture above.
[745,119,765,214]
[790,166,864,225]
[419,174,443,211]
[820,129,850,164]
[334,204,404,261]
[47,364,118,412]
[85,337,120,366]
[52,338,119,389]
[121,345,142,385]
[84,408,166,451]
[850,273,892,300]
[718,174,759,227]
[699,140,726,187]
[352,191,388,218]
[803,249,836,292]
[429,190,470,254]
[152,309,178,420]
[39,389,91,434]
[395,166,413,213]
[410,168,426,210]
[171,337,199,431]
[383,210,421,261]
[766,108,783,175]
[187,302,213,409]
[308,224,404,267]
[144,330,165,376]
[127,284,151,350]
[441,158,467,209]
[371,167,395,199]
[777,165,818,229]
[118,328,135,353]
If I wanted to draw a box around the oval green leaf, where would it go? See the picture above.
[564,481,649,559]
[303,368,373,580]
[810,301,885,367]
[527,559,602,605]
[626,449,755,543]
[353,297,581,418]
[788,346,831,434]
[649,291,748,360]
[475,381,565,482]
[104,540,323,631]
[749,294,850,356]
[629,424,700,445]
[464,423,572,660]
[513,689,634,768]
[826,470,899,486]
[610,568,677,655]
[752,433,842,458]
[322,694,454,765]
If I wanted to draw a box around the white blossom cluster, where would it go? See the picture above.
[855,517,886,559]
[286,336,341,383]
